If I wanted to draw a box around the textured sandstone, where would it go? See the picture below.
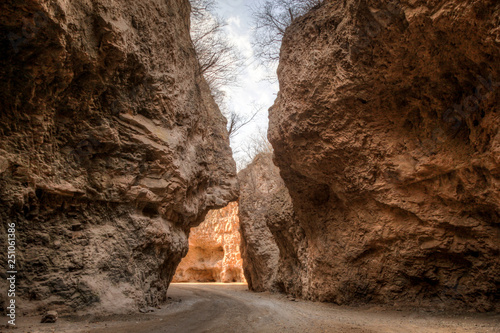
[238,153,306,294]
[266,0,500,311]
[238,154,279,292]
[0,0,237,314]
[173,202,245,283]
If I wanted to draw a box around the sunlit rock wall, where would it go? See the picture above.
[173,202,245,283]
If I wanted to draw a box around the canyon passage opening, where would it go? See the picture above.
[173,202,246,283]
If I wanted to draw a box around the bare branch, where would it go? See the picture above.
[227,104,262,139]
[189,0,243,96]
[237,127,274,170]
[251,0,323,67]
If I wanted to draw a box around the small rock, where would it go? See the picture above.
[41,310,58,323]
[139,307,155,313]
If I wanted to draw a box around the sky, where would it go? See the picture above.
[213,0,279,168]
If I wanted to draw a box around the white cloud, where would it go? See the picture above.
[215,1,279,169]
[226,16,241,28]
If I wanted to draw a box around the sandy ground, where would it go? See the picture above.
[1,283,499,333]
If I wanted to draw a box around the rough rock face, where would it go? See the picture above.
[173,202,245,283]
[238,154,279,291]
[0,0,238,314]
[267,0,500,311]
[238,153,306,294]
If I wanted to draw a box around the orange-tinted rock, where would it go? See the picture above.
[264,0,500,311]
[174,202,245,283]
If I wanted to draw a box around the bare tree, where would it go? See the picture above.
[190,0,243,97]
[226,103,262,139]
[233,126,273,170]
[190,0,216,20]
[251,0,323,66]
[190,0,259,138]
[189,0,273,166]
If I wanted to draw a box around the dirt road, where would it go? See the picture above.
[5,283,500,333]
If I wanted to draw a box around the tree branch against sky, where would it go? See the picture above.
[190,0,321,169]
[227,102,262,139]
[251,0,323,66]
[190,0,243,103]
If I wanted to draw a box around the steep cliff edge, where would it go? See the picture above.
[173,202,245,283]
[0,0,238,314]
[268,0,500,311]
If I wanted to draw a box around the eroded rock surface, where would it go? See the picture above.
[0,0,238,314]
[173,202,245,283]
[267,0,500,311]
[238,153,306,294]
[239,154,279,292]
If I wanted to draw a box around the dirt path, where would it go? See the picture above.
[3,283,499,333]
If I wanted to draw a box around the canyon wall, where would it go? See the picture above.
[238,153,306,295]
[265,0,500,311]
[0,0,238,314]
[238,154,279,291]
[173,202,245,283]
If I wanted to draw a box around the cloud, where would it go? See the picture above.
[225,17,253,59]
[226,16,241,28]
[215,2,279,168]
